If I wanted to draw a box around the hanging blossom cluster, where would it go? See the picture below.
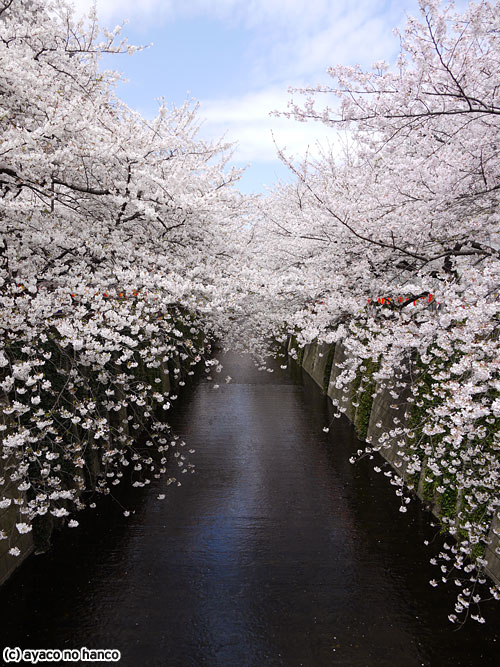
[0,0,250,555]
[237,0,500,624]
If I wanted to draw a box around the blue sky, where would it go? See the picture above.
[72,0,459,194]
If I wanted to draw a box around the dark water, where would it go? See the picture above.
[2,351,500,666]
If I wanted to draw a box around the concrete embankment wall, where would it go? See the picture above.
[290,337,500,586]
[0,455,34,584]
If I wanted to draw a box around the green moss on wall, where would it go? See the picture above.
[440,484,458,519]
[422,474,437,506]
[354,357,379,441]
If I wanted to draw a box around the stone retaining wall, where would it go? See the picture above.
[0,457,34,585]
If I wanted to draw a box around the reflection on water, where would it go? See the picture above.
[1,351,500,666]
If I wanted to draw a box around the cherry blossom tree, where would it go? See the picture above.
[0,0,248,555]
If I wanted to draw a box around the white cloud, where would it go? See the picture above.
[72,0,350,26]
[70,0,170,23]
[71,0,471,25]
[198,86,344,164]
[72,0,417,89]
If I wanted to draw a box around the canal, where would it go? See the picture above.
[1,351,500,666]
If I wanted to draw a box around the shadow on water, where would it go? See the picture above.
[1,350,500,666]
